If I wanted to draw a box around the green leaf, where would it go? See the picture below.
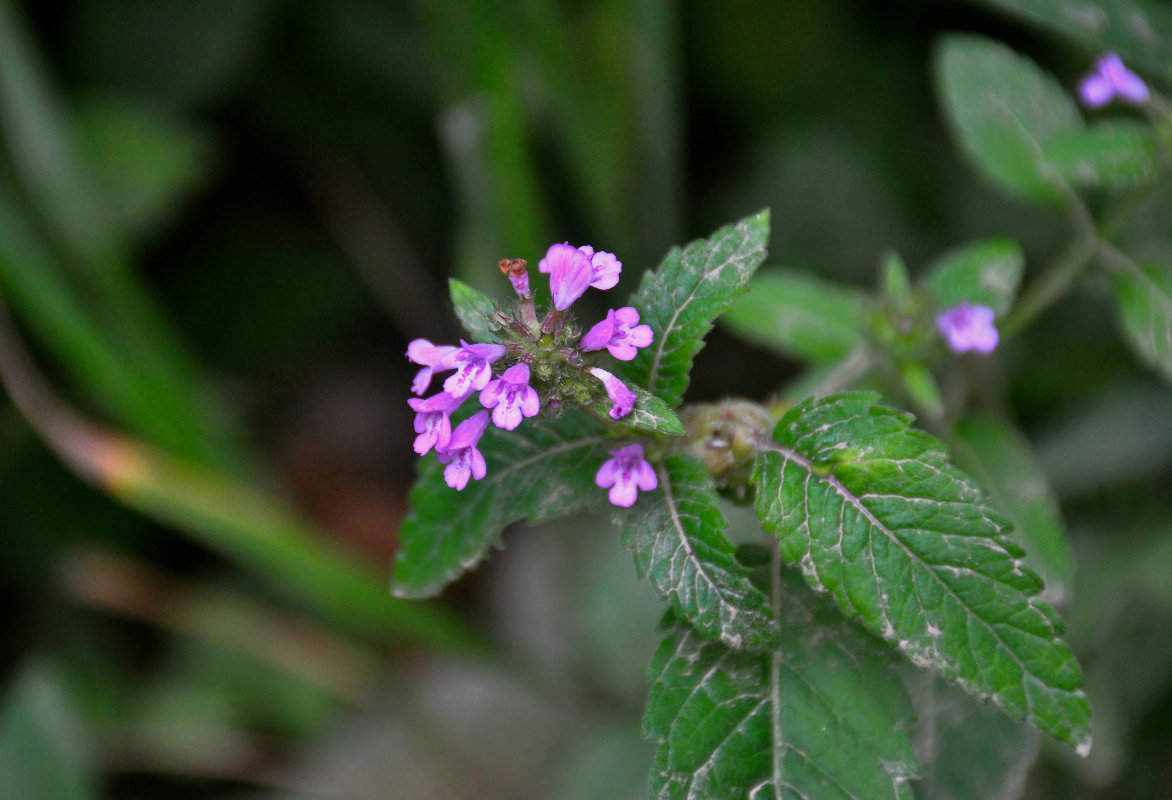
[922,238,1024,317]
[448,277,501,343]
[621,210,770,407]
[601,384,686,436]
[393,411,610,598]
[645,566,919,799]
[752,392,1091,752]
[1114,261,1172,384]
[935,35,1082,205]
[1043,121,1163,190]
[721,268,868,363]
[620,455,774,649]
[970,0,1172,79]
[951,416,1075,605]
[911,674,1040,800]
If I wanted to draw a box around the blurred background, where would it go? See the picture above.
[1,0,1171,798]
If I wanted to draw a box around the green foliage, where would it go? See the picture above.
[1114,261,1172,384]
[598,385,687,437]
[449,277,502,343]
[935,35,1082,205]
[620,455,774,650]
[922,238,1024,317]
[753,392,1092,752]
[1043,122,1163,190]
[621,210,771,407]
[393,411,611,598]
[645,568,919,800]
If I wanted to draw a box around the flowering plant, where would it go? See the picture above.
[393,31,1172,800]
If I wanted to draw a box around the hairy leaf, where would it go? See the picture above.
[449,277,501,343]
[621,210,770,407]
[1115,261,1172,384]
[922,238,1024,317]
[1043,122,1162,190]
[393,411,610,597]
[590,384,686,437]
[752,392,1091,752]
[620,455,774,649]
[645,565,919,800]
[721,268,868,363]
[935,35,1082,205]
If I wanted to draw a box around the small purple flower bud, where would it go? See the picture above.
[540,243,594,311]
[443,340,507,396]
[407,391,468,454]
[480,363,540,430]
[435,410,491,490]
[936,303,999,354]
[499,258,531,299]
[595,443,657,507]
[407,339,459,395]
[588,366,637,420]
[1079,53,1149,108]
[581,307,654,361]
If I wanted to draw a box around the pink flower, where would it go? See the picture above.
[581,307,654,360]
[406,339,459,395]
[577,245,622,290]
[435,410,492,490]
[936,303,998,354]
[595,444,657,507]
[443,340,507,396]
[539,243,594,310]
[588,367,637,420]
[1079,53,1149,108]
[407,391,468,455]
[480,363,540,430]
[499,258,531,299]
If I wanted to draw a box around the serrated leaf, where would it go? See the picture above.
[752,392,1091,752]
[721,268,868,363]
[935,35,1082,205]
[910,674,1040,800]
[645,566,919,800]
[448,277,501,343]
[970,0,1172,79]
[950,416,1074,606]
[620,455,774,650]
[590,384,686,436]
[1043,121,1162,190]
[922,238,1024,317]
[393,410,609,597]
[1114,261,1172,384]
[620,210,770,407]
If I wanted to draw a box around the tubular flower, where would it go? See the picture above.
[589,367,637,420]
[540,243,594,310]
[406,339,459,396]
[480,363,540,430]
[581,307,654,361]
[499,258,531,299]
[435,410,492,490]
[443,340,507,396]
[595,444,657,507]
[407,391,467,455]
[1079,53,1149,108]
[577,245,622,290]
[936,303,999,354]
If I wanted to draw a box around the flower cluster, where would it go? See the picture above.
[407,243,657,504]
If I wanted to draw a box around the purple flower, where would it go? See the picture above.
[499,258,531,299]
[443,340,507,396]
[1079,53,1149,108]
[480,363,540,430]
[539,243,594,310]
[936,303,999,354]
[581,307,654,360]
[407,391,467,454]
[595,444,657,507]
[435,410,491,490]
[589,367,637,420]
[577,245,622,291]
[407,339,459,395]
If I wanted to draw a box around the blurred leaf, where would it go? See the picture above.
[1114,260,1172,384]
[721,268,868,362]
[922,238,1024,317]
[1043,121,1162,190]
[970,0,1172,79]
[621,210,770,407]
[910,674,1040,800]
[899,361,945,421]
[0,660,98,800]
[620,455,775,650]
[645,568,919,800]
[951,416,1074,606]
[753,392,1091,751]
[393,411,610,598]
[449,278,502,344]
[935,35,1082,205]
